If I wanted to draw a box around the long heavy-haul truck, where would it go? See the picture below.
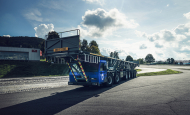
[45,29,139,87]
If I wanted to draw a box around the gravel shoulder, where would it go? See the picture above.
[0,76,69,94]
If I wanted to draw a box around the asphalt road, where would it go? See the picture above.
[0,65,190,115]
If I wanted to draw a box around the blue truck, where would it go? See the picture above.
[45,29,139,87]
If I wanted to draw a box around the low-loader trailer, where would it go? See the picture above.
[45,29,139,87]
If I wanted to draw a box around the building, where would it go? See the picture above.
[0,46,40,61]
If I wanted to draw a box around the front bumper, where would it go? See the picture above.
[68,82,100,86]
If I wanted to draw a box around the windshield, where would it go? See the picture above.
[81,62,99,72]
[71,63,82,72]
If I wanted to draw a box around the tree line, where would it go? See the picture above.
[0,36,45,53]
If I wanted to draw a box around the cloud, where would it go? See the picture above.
[39,0,71,11]
[3,35,11,37]
[167,4,169,7]
[136,27,188,43]
[80,8,139,38]
[135,13,190,60]
[135,30,147,37]
[100,47,113,56]
[183,12,190,19]
[147,32,161,42]
[139,44,147,49]
[174,23,190,35]
[34,24,54,38]
[156,52,163,56]
[155,42,163,48]
[83,0,104,5]
[161,30,175,41]
[24,9,43,22]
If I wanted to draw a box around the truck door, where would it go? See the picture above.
[99,62,107,83]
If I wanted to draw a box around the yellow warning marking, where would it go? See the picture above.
[77,60,88,82]
[67,62,77,82]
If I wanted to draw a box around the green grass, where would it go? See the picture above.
[40,59,46,61]
[135,69,142,72]
[0,61,69,78]
[137,69,182,77]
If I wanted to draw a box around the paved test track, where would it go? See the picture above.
[0,65,190,115]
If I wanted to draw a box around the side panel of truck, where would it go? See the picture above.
[99,60,107,84]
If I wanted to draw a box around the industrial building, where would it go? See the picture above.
[0,46,40,61]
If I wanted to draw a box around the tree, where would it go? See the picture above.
[81,39,89,51]
[47,31,60,40]
[126,55,133,61]
[90,45,101,54]
[145,54,155,63]
[137,58,144,64]
[81,39,101,55]
[113,51,119,59]
[167,58,171,64]
[0,36,45,53]
[171,58,175,64]
[110,52,114,57]
[89,40,98,47]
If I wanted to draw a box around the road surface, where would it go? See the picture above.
[0,65,190,115]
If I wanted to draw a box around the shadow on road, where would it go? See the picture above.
[0,78,137,115]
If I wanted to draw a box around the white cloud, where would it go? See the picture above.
[155,42,163,48]
[34,24,54,38]
[135,16,190,60]
[183,12,190,19]
[100,47,113,56]
[83,0,104,6]
[174,23,190,35]
[24,9,43,22]
[80,8,139,38]
[3,35,11,37]
[135,30,147,37]
[139,44,147,49]
[160,30,175,41]
[136,27,189,43]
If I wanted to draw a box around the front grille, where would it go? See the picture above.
[77,79,86,82]
[77,76,82,78]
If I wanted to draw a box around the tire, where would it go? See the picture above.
[114,73,120,84]
[131,71,135,78]
[124,71,128,80]
[105,74,113,87]
[128,71,131,79]
[131,71,133,78]
[134,70,137,78]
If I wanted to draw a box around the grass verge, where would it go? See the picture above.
[135,69,142,72]
[137,69,182,77]
[0,61,69,78]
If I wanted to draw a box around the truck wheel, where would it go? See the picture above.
[134,71,137,78]
[105,74,113,87]
[128,71,131,79]
[114,73,120,84]
[131,71,133,78]
[124,72,128,80]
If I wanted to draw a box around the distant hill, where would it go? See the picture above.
[0,36,45,53]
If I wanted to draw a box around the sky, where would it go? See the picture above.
[0,0,190,61]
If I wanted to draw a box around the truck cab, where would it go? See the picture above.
[68,60,108,86]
